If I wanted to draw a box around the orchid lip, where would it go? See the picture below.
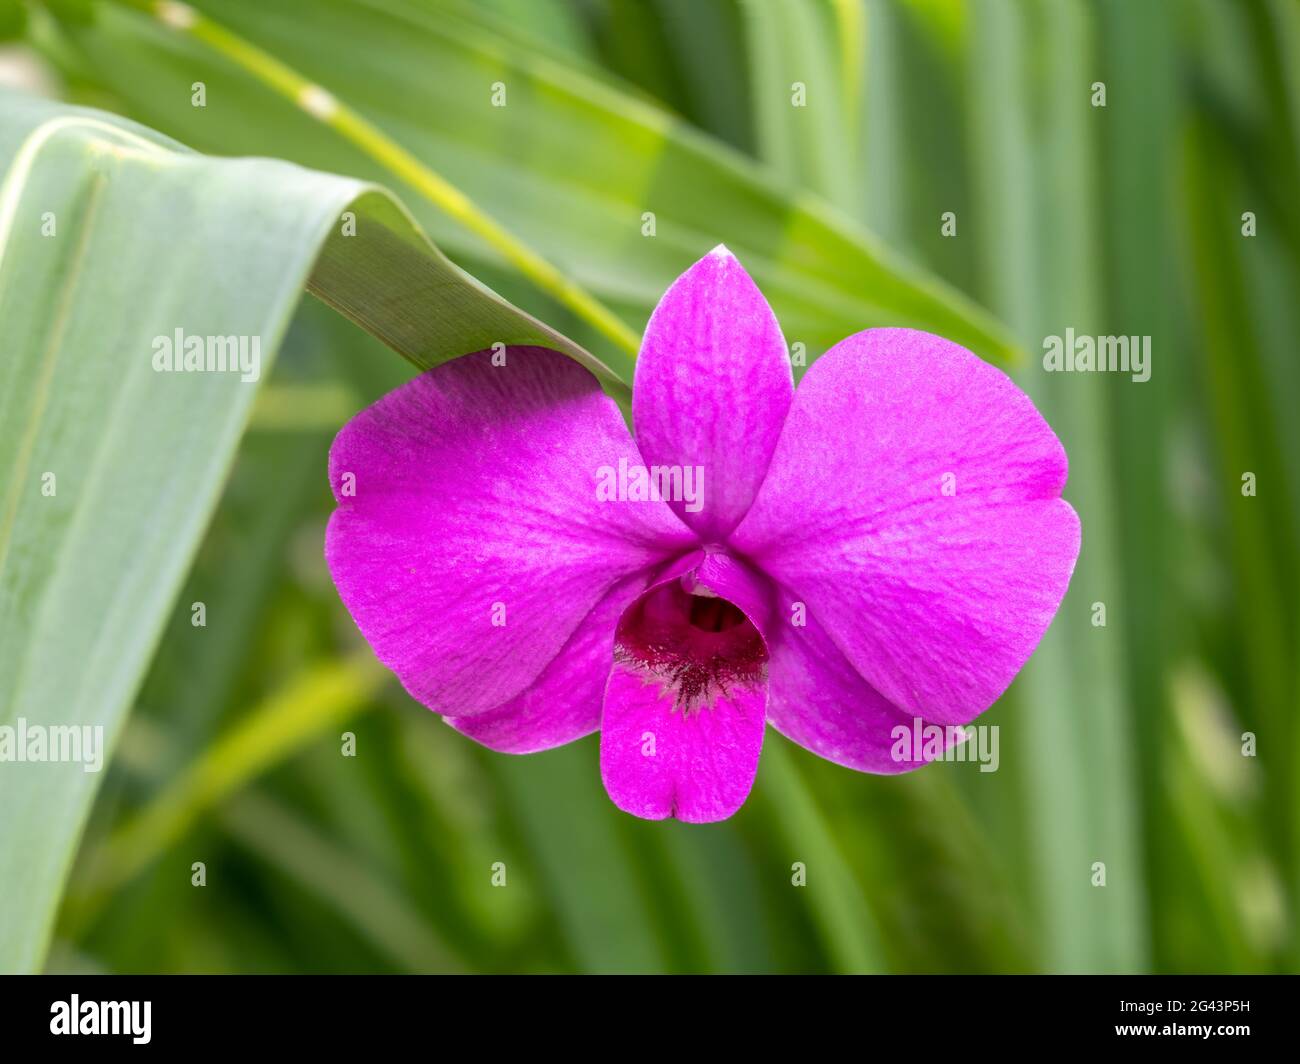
[613,579,767,716]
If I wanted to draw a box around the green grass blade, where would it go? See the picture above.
[966,0,1146,972]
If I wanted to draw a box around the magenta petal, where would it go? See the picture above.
[450,552,704,752]
[731,328,1081,726]
[326,347,695,717]
[685,549,776,635]
[765,590,941,773]
[600,664,766,822]
[632,247,793,540]
[447,575,644,753]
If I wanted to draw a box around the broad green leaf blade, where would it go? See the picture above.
[0,90,604,972]
[50,0,1024,368]
[966,0,1145,972]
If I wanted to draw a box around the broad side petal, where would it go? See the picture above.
[764,586,956,773]
[632,247,793,540]
[731,328,1081,727]
[326,347,696,717]
[449,551,704,752]
[448,574,647,753]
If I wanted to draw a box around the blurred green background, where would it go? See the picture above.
[5,0,1297,973]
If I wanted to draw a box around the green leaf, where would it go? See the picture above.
[49,0,1024,368]
[753,740,886,973]
[966,0,1146,972]
[0,89,608,971]
[75,653,384,906]
[493,743,670,974]
[740,0,861,213]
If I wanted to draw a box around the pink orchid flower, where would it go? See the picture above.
[326,247,1080,822]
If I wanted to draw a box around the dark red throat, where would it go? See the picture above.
[615,580,767,714]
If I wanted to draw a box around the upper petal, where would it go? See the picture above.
[731,328,1080,726]
[632,247,794,540]
[326,347,696,716]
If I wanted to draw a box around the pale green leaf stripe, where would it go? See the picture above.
[967,0,1145,972]
[741,0,860,213]
[0,91,604,971]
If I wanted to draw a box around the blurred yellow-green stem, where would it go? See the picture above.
[121,0,643,361]
[73,651,385,918]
